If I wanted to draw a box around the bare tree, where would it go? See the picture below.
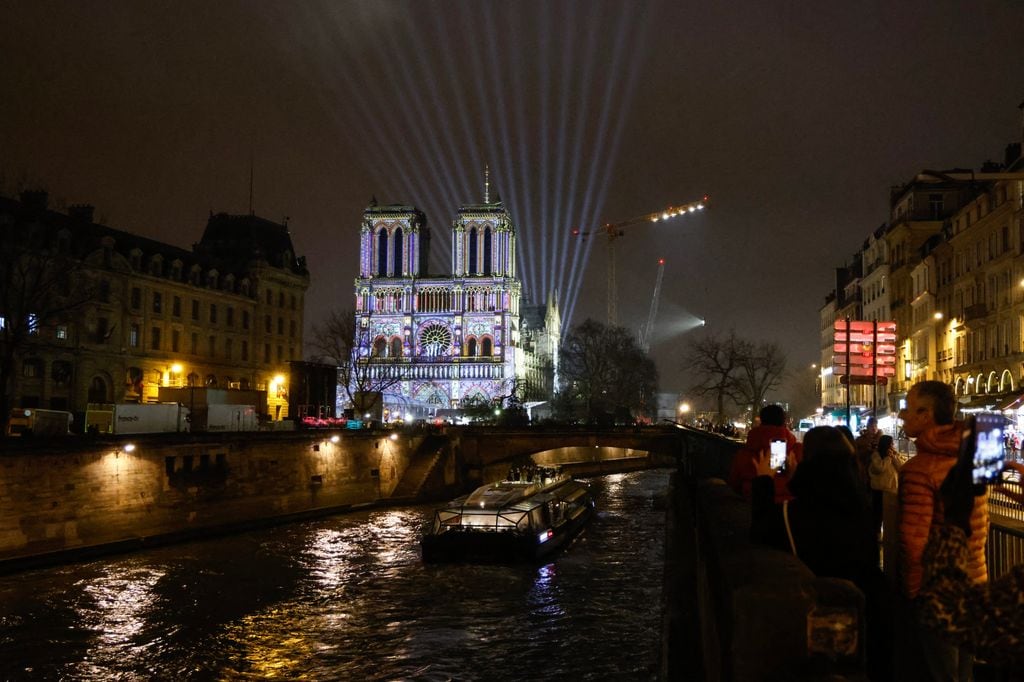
[683,331,789,424]
[683,331,744,423]
[0,217,95,434]
[728,339,788,419]
[307,308,408,419]
[558,319,657,422]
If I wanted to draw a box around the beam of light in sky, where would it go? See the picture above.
[269,2,658,321]
[562,3,654,325]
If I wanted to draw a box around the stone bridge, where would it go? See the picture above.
[402,423,742,501]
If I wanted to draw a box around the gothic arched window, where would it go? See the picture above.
[377,229,389,276]
[481,336,493,356]
[389,337,403,358]
[392,227,404,276]
[468,228,478,275]
[466,337,477,357]
[483,227,492,275]
[372,336,387,357]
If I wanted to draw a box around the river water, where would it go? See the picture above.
[0,469,671,681]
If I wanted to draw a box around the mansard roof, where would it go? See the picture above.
[196,212,307,275]
[0,192,307,285]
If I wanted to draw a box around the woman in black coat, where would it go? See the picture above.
[750,425,892,679]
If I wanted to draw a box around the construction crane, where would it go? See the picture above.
[638,258,665,353]
[573,195,707,325]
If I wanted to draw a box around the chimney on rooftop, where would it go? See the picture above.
[1007,142,1022,168]
[20,189,48,211]
[68,204,95,223]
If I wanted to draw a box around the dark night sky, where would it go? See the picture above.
[3,1,1024,401]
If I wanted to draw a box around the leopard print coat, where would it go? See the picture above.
[917,524,1024,665]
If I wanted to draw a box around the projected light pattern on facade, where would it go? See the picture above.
[276,2,655,326]
[354,195,559,414]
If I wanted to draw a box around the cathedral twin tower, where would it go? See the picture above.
[352,185,558,417]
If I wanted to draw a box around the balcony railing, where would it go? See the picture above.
[963,303,989,323]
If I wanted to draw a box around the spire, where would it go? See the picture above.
[484,164,490,204]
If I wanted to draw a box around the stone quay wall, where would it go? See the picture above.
[0,430,424,570]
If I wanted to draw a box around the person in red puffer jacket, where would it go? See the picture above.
[896,380,988,682]
[727,404,802,502]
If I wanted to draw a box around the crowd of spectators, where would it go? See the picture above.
[732,385,1023,680]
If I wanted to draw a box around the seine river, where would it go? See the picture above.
[0,469,671,681]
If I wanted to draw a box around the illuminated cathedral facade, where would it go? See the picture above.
[352,187,560,418]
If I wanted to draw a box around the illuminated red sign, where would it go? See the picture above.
[832,320,898,378]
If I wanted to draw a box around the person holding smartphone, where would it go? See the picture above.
[897,381,989,681]
[916,456,1024,667]
[726,404,802,502]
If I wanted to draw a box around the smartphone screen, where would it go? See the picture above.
[770,440,787,471]
[972,412,1005,486]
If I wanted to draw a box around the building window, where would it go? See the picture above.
[278,292,284,307]
[225,338,233,360]
[241,340,249,361]
[55,325,68,341]
[277,345,283,362]
[393,227,404,275]
[130,324,140,348]
[191,332,198,354]
[96,317,109,344]
[290,295,296,310]
[264,343,270,363]
[52,361,72,387]
[172,329,180,352]
[153,291,162,314]
[265,315,271,333]
[277,317,283,335]
[99,279,111,303]
[131,287,141,309]
[173,296,181,317]
[483,227,492,275]
[151,327,161,350]
[289,320,296,338]
[227,307,234,327]
[191,299,199,321]
[22,358,43,378]
[266,289,272,305]
[377,229,389,276]
[208,335,216,357]
[468,228,478,274]
[210,304,218,324]
[242,311,250,330]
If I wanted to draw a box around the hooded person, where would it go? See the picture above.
[726,404,802,502]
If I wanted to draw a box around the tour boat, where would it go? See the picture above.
[421,466,595,562]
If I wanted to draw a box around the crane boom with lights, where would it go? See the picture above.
[572,195,708,326]
[638,258,665,353]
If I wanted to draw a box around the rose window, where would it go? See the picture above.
[419,324,452,357]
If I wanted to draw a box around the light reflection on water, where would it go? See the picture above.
[0,469,670,681]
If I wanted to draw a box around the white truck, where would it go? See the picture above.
[206,404,258,432]
[97,403,190,434]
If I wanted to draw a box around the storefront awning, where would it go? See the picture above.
[957,395,1000,411]
[996,389,1024,412]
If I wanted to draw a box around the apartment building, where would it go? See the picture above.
[0,191,309,426]
[820,133,1024,427]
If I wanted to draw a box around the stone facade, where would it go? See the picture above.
[0,191,309,426]
[352,192,559,417]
